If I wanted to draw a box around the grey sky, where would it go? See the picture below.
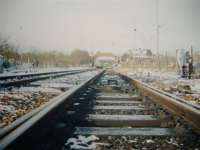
[0,0,200,55]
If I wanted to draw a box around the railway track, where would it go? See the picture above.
[0,69,91,80]
[0,68,95,88]
[0,70,200,150]
[120,74,200,132]
[0,69,99,141]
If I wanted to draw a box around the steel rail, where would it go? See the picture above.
[120,74,200,132]
[0,69,95,88]
[0,68,93,80]
[0,70,71,80]
[0,70,104,150]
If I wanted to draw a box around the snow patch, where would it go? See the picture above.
[0,104,16,113]
[146,139,155,144]
[65,135,99,150]
[17,87,62,94]
[74,103,80,106]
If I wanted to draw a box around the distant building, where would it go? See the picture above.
[123,49,156,68]
[94,51,116,67]
[128,49,153,59]
[94,51,114,58]
[95,56,115,67]
[130,49,152,58]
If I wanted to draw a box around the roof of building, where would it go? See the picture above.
[128,49,153,58]
[95,51,115,57]
[95,56,115,61]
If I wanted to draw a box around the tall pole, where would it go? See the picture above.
[189,45,193,79]
[165,51,168,71]
[156,0,161,70]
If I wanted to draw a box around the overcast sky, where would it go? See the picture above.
[0,0,200,55]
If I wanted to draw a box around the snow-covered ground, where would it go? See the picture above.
[126,69,179,83]
[0,66,91,78]
[65,135,99,149]
[30,71,99,90]
[149,79,200,105]
[119,68,200,106]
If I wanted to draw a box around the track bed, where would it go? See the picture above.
[2,70,200,150]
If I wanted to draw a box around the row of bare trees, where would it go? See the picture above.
[0,39,91,67]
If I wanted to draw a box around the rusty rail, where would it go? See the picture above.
[120,74,200,132]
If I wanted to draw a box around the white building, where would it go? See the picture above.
[95,56,115,67]
[128,49,153,59]
[124,49,155,68]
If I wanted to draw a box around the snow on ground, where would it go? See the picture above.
[0,67,66,77]
[150,79,200,105]
[0,66,91,77]
[0,67,92,85]
[17,87,62,94]
[119,68,200,106]
[65,135,99,150]
[32,82,73,90]
[30,70,99,89]
[126,69,179,83]
[0,104,15,113]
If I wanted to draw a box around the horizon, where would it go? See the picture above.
[0,0,200,56]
